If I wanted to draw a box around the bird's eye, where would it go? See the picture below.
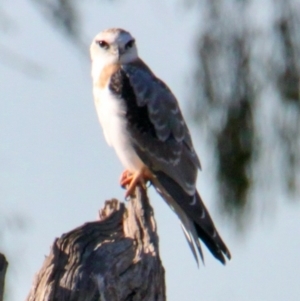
[125,39,135,50]
[96,40,109,49]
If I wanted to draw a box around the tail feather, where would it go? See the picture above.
[193,221,226,264]
[152,171,231,264]
[180,213,204,265]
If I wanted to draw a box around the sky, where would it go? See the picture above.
[0,1,300,300]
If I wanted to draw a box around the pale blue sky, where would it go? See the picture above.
[1,1,300,300]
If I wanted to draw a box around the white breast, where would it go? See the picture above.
[93,86,144,172]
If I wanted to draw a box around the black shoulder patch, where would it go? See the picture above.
[109,69,157,137]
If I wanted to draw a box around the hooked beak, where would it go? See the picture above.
[115,47,125,61]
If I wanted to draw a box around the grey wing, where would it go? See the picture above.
[122,63,201,195]
[121,64,231,265]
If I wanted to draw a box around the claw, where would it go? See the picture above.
[120,170,133,188]
[119,167,154,198]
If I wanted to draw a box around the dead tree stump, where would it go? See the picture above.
[0,253,8,301]
[26,186,166,301]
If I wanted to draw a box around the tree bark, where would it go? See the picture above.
[26,186,166,301]
[0,253,8,301]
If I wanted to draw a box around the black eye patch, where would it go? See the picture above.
[125,39,135,50]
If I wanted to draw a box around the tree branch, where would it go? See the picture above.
[26,186,166,301]
[0,253,8,301]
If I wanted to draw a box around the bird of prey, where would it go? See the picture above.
[90,28,231,265]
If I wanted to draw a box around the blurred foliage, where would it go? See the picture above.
[30,0,86,52]
[0,4,44,75]
[192,0,300,223]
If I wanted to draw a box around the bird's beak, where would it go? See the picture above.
[116,47,125,61]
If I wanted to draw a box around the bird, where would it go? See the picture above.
[90,28,231,265]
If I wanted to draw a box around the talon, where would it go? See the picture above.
[119,167,154,198]
[120,170,133,188]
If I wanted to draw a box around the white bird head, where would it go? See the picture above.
[90,28,138,67]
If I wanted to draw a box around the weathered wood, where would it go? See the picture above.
[26,186,166,301]
[0,253,8,301]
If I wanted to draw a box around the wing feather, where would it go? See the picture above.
[108,60,230,264]
[121,62,200,194]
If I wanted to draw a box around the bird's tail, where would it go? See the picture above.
[152,171,231,265]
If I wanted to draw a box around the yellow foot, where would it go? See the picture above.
[119,167,154,198]
[120,170,133,188]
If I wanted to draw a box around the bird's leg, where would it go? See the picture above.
[120,167,154,198]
